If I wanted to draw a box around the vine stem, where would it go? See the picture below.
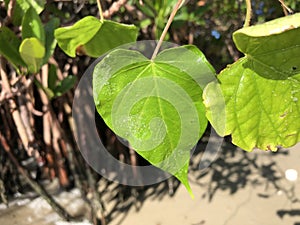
[244,0,252,27]
[151,0,184,60]
[97,0,104,21]
[278,0,293,16]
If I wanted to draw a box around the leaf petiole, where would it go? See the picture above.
[151,0,184,60]
[97,0,104,21]
[244,0,252,27]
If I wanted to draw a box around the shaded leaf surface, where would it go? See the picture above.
[54,16,101,57]
[83,20,138,57]
[0,27,26,69]
[54,76,77,97]
[43,18,60,64]
[233,13,300,80]
[54,16,138,58]
[12,0,45,25]
[204,13,300,151]
[22,7,45,44]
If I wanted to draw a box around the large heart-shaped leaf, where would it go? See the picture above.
[204,13,300,151]
[54,16,138,58]
[93,45,215,196]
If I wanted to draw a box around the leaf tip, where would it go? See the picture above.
[185,183,195,199]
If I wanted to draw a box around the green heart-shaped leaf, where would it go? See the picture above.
[204,13,300,151]
[93,45,215,197]
[19,37,45,73]
[54,16,138,58]
[54,16,101,57]
[83,20,139,58]
[233,13,300,79]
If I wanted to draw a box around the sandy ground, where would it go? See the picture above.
[1,143,300,225]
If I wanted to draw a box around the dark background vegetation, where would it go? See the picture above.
[0,1,299,224]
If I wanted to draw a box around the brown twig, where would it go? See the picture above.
[86,165,107,225]
[0,75,34,104]
[39,63,107,225]
[225,38,240,62]
[38,65,70,187]
[0,178,8,206]
[278,0,293,16]
[0,131,75,221]
[17,76,42,160]
[0,58,30,155]
[151,0,184,59]
[48,57,87,190]
[103,0,127,18]
[4,0,15,25]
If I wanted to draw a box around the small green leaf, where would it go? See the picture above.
[48,64,58,91]
[22,7,45,45]
[43,17,60,64]
[204,13,300,151]
[0,27,26,69]
[54,16,102,57]
[19,38,45,73]
[140,19,152,29]
[54,16,138,58]
[93,45,215,196]
[136,2,156,18]
[54,76,77,96]
[83,20,139,58]
[34,78,55,99]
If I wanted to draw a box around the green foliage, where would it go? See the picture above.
[19,0,45,14]
[54,16,138,58]
[133,0,178,38]
[0,6,49,73]
[19,37,45,73]
[43,18,60,64]
[83,20,139,58]
[22,7,45,44]
[204,13,300,151]
[54,16,102,57]
[0,27,26,70]
[233,13,300,79]
[12,0,45,26]
[93,45,215,196]
[48,64,59,92]
[54,76,77,97]
[36,64,76,99]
